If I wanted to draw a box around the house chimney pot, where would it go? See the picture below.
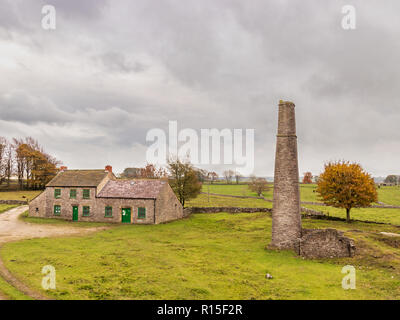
[105,165,113,173]
[60,166,68,172]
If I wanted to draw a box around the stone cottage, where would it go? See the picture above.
[29,166,184,224]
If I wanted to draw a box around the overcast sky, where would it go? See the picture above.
[0,0,399,176]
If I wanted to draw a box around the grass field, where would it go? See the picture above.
[2,213,400,300]
[202,184,400,206]
[18,211,110,228]
[0,190,42,201]
[0,276,31,300]
[187,194,272,208]
[201,184,273,198]
[1,185,400,300]
[303,205,400,225]
[377,186,400,206]
[202,183,320,202]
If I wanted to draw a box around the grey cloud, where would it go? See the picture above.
[0,0,399,176]
[0,92,71,124]
[47,0,109,18]
[98,52,148,74]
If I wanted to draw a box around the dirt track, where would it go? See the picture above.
[0,206,107,244]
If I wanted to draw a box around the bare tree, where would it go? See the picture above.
[248,175,270,196]
[207,171,219,184]
[223,170,234,184]
[235,172,242,184]
[0,137,6,185]
[4,140,14,186]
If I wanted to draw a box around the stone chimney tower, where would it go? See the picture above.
[270,100,302,251]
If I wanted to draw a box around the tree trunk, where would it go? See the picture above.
[346,208,351,223]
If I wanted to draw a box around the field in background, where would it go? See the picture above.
[202,183,324,202]
[3,212,400,300]
[197,184,400,225]
[0,190,41,201]
[187,194,272,208]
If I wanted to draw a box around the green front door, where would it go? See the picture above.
[72,206,79,221]
[121,208,131,223]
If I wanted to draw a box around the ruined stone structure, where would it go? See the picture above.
[270,100,355,258]
[271,101,302,250]
[29,166,183,224]
[300,229,356,258]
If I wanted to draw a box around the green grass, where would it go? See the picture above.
[202,184,273,198]
[3,213,400,300]
[299,184,319,202]
[0,204,18,214]
[19,211,110,228]
[0,190,42,201]
[0,276,31,300]
[303,205,400,225]
[203,184,400,206]
[377,186,400,206]
[203,183,320,202]
[187,194,272,208]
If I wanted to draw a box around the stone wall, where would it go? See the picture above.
[184,207,272,214]
[0,200,28,205]
[299,228,356,258]
[300,207,326,217]
[155,184,184,224]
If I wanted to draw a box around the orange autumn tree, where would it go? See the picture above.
[316,161,378,223]
[302,172,313,184]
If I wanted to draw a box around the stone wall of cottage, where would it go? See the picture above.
[29,186,155,223]
[32,186,98,219]
[29,183,183,224]
[29,191,46,216]
[93,198,155,224]
[155,184,183,224]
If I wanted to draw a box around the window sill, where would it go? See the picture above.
[104,216,113,218]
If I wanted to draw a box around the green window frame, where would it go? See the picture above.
[138,207,146,219]
[82,206,90,216]
[70,189,77,199]
[105,206,113,217]
[83,189,90,199]
[54,205,61,216]
[54,189,61,199]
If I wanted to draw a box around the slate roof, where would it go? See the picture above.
[97,179,167,199]
[46,170,109,187]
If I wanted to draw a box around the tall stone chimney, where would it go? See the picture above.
[270,100,302,251]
